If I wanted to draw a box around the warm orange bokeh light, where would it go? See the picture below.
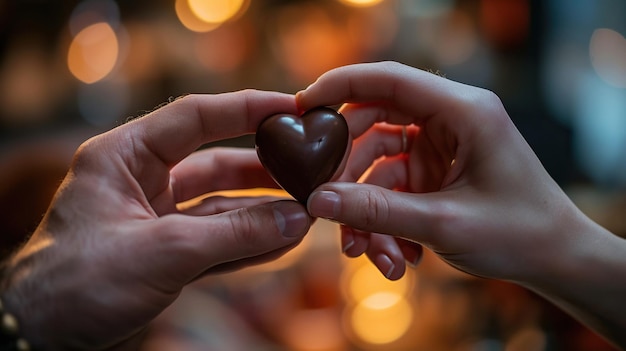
[272,4,357,85]
[175,0,221,32]
[346,3,398,55]
[338,0,384,7]
[350,292,413,345]
[283,309,347,351]
[188,0,246,24]
[194,23,251,73]
[344,258,412,302]
[67,22,119,84]
[340,255,415,347]
[0,45,62,123]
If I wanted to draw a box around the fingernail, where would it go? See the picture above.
[307,191,340,219]
[376,254,396,280]
[273,202,310,238]
[342,227,355,253]
[295,91,307,114]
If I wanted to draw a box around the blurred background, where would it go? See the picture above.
[1,0,625,350]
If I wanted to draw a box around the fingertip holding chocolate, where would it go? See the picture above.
[295,79,320,112]
[272,201,311,238]
[307,190,340,220]
[294,90,312,114]
[294,90,306,114]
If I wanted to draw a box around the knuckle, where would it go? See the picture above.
[239,88,260,96]
[151,217,202,258]
[172,93,198,106]
[475,87,500,104]
[227,207,263,251]
[380,60,404,70]
[478,89,506,115]
[73,137,96,160]
[356,188,391,228]
[371,129,391,158]
[71,136,104,171]
[468,88,506,118]
[448,87,510,136]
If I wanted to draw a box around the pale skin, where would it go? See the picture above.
[0,91,313,350]
[298,61,626,348]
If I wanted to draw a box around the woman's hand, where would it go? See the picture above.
[297,61,626,347]
[298,61,571,281]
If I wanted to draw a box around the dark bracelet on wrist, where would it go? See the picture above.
[0,298,31,351]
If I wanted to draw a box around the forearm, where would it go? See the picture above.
[520,211,626,348]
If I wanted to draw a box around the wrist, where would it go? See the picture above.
[518,207,626,345]
[521,208,622,289]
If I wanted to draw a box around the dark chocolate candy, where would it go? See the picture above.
[255,106,349,204]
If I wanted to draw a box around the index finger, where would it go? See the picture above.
[296,61,513,189]
[296,61,483,126]
[125,90,297,167]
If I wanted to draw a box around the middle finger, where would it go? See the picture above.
[170,147,279,203]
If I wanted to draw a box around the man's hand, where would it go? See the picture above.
[1,91,312,350]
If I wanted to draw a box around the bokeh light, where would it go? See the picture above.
[344,257,413,302]
[193,22,252,73]
[338,0,384,8]
[0,44,64,124]
[574,73,626,186]
[175,0,221,32]
[349,292,413,345]
[341,255,416,348]
[346,3,398,55]
[67,22,119,84]
[282,309,346,351]
[271,3,357,86]
[589,28,626,88]
[188,0,247,24]
[118,21,161,82]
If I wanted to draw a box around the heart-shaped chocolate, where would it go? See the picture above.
[255,106,349,204]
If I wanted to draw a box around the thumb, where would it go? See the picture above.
[307,182,441,243]
[143,200,311,285]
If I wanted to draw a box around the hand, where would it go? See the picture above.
[297,62,626,348]
[0,91,312,350]
[298,61,578,282]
